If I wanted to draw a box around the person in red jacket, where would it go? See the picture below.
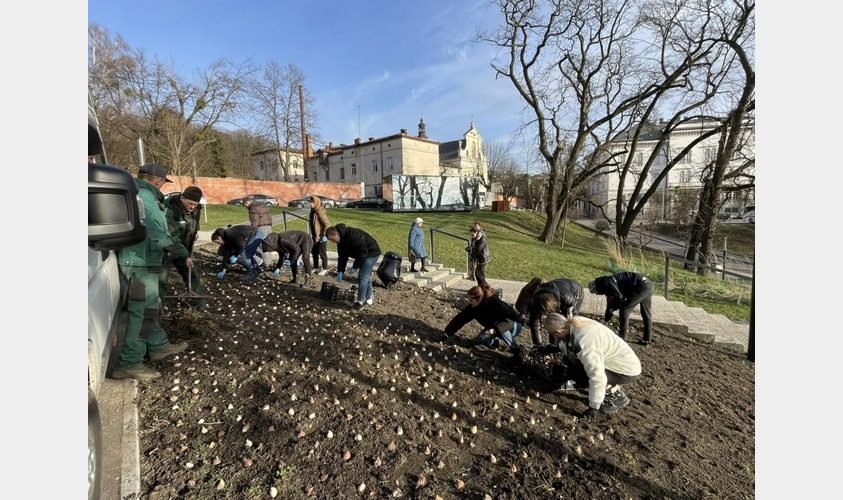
[443,285,523,352]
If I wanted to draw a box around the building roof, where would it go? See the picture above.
[251,147,305,156]
[610,121,664,143]
[318,131,440,157]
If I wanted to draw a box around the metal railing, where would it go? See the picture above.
[429,227,470,275]
[279,210,311,236]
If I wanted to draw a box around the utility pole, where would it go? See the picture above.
[299,84,307,180]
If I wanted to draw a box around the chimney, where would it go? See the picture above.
[354,137,361,145]
[328,142,333,149]
[305,134,313,158]
[400,128,407,135]
[368,137,375,142]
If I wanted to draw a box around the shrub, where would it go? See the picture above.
[595,219,610,232]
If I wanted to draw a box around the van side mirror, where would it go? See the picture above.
[88,163,146,250]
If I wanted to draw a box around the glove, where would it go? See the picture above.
[217,270,226,279]
[336,272,344,282]
[348,266,356,274]
[228,255,238,264]
[321,236,328,243]
[582,407,599,422]
[273,269,281,278]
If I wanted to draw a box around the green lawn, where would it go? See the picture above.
[200,205,752,322]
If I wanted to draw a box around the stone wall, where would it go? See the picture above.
[165,176,362,205]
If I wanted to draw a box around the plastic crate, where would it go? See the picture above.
[320,282,357,302]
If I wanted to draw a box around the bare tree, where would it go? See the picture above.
[483,139,513,191]
[246,62,320,181]
[482,0,753,248]
[608,0,755,251]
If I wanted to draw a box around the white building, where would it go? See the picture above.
[584,118,755,222]
[252,148,306,182]
[305,119,490,199]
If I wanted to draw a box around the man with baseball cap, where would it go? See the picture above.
[161,186,206,308]
[113,163,187,382]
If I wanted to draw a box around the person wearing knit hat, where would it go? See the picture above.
[160,186,206,308]
[407,217,428,273]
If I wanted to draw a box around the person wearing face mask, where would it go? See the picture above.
[308,195,331,276]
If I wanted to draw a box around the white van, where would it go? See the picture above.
[88,104,146,499]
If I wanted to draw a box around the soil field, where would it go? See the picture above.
[138,250,755,499]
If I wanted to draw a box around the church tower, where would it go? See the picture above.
[418,117,427,139]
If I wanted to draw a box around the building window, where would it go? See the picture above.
[351,163,357,175]
[340,167,345,179]
[679,170,691,183]
[680,150,693,164]
[635,153,643,166]
[705,146,716,163]
[313,171,318,181]
[388,157,394,170]
[372,160,378,172]
[325,169,330,181]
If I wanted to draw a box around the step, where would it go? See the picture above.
[423,273,466,292]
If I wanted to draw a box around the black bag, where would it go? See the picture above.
[377,252,402,288]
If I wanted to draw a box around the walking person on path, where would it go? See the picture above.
[161,186,206,308]
[407,217,429,273]
[588,271,655,346]
[327,224,381,311]
[467,223,491,287]
[112,163,188,382]
[309,195,331,276]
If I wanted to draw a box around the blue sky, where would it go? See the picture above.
[88,0,526,147]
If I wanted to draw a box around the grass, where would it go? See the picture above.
[200,206,752,322]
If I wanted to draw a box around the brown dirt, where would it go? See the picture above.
[139,250,755,499]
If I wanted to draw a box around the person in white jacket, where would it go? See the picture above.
[543,313,641,422]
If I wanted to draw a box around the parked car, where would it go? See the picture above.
[335,196,357,208]
[345,197,390,209]
[226,194,279,206]
[287,194,338,208]
[88,102,146,500]
[743,208,755,224]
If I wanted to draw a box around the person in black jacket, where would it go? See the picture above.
[588,271,655,345]
[160,186,205,307]
[515,277,585,345]
[261,230,313,286]
[443,285,523,352]
[211,225,265,282]
[326,224,381,310]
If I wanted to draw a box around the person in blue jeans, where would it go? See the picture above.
[326,224,381,311]
[211,225,266,282]
[442,285,523,352]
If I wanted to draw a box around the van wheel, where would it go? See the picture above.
[88,390,103,500]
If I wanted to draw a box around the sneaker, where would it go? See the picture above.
[111,364,161,382]
[365,298,373,305]
[148,342,188,362]
[420,267,429,273]
[319,269,330,276]
[600,387,630,414]
[638,339,654,346]
[351,302,369,311]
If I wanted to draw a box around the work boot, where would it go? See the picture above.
[148,341,189,362]
[112,364,161,382]
[410,265,417,272]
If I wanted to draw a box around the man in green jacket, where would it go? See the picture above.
[112,164,188,382]
[161,186,205,308]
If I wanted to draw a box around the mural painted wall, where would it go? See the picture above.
[384,175,484,211]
